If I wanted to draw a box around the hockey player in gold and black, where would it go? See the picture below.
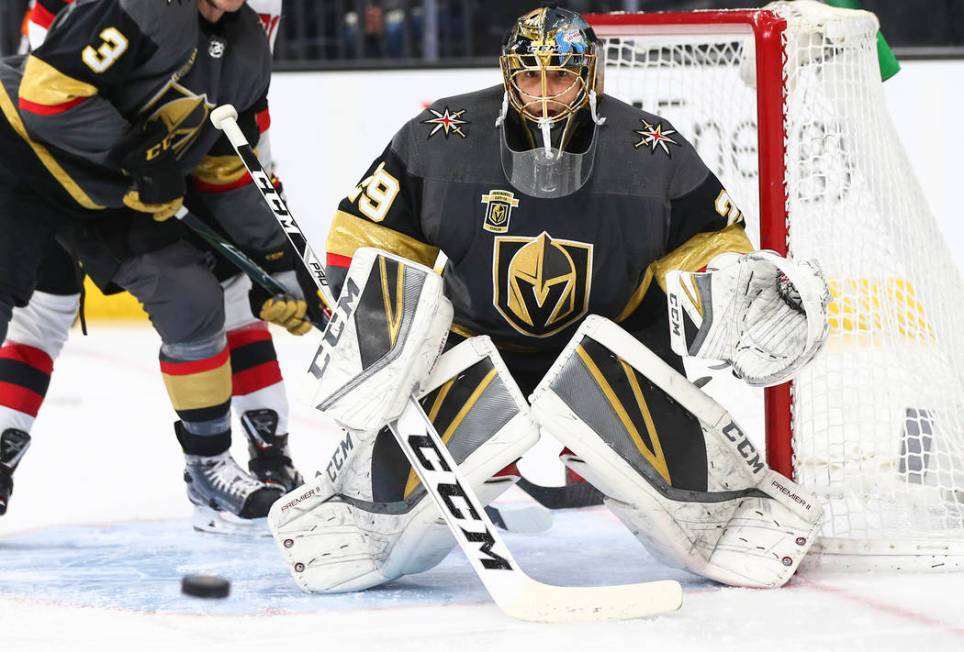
[325,18,751,396]
[270,6,829,594]
[0,0,320,533]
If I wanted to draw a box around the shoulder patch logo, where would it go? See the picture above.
[481,190,519,233]
[423,107,469,139]
[634,119,679,156]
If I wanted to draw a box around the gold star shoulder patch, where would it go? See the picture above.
[423,106,469,140]
[634,119,679,157]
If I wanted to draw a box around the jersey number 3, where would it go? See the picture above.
[82,27,129,74]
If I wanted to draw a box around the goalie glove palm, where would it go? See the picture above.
[666,250,831,387]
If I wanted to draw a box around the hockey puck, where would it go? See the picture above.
[181,574,231,599]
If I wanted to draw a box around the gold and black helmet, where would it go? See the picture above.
[500,6,603,127]
[497,6,605,199]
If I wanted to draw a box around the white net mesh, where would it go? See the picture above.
[595,1,964,558]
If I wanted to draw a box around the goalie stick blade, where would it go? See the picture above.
[501,578,683,624]
[516,477,604,510]
[391,400,683,623]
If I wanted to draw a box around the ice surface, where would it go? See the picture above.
[2,327,963,651]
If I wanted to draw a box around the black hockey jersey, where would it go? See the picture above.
[327,85,753,390]
[0,0,283,255]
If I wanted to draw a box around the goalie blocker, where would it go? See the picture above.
[530,316,823,588]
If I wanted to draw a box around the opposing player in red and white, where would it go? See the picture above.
[0,0,307,534]
[270,6,832,592]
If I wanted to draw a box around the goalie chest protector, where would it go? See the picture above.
[341,85,745,387]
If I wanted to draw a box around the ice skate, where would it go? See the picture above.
[184,450,283,536]
[0,469,12,516]
[0,429,31,516]
[241,409,304,492]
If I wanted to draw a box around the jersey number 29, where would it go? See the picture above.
[348,162,400,222]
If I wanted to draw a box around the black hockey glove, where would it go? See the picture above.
[116,120,186,221]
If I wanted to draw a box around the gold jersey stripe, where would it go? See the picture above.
[449,323,476,340]
[327,210,439,268]
[616,223,751,322]
[616,266,655,323]
[19,55,98,107]
[161,362,232,411]
[0,83,104,210]
[651,223,753,292]
[192,153,250,186]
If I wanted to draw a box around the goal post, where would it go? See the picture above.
[589,0,964,567]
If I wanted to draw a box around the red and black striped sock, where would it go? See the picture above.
[227,323,288,436]
[227,323,283,398]
[0,342,53,431]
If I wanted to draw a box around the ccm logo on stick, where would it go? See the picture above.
[407,432,513,571]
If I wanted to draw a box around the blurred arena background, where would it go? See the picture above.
[1,0,961,321]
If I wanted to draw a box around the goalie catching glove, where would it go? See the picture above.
[530,316,823,588]
[666,250,831,386]
[269,249,538,592]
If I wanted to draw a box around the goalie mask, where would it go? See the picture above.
[498,6,606,199]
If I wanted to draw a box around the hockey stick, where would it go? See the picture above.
[210,104,682,622]
[516,476,604,510]
[484,503,552,534]
[176,206,543,532]
[174,207,288,296]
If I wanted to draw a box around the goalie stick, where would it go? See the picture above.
[175,204,544,533]
[210,105,683,622]
[516,477,604,510]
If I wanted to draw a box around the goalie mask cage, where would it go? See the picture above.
[589,0,964,568]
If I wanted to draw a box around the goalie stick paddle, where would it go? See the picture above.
[210,104,683,622]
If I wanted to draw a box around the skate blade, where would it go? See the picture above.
[191,505,272,537]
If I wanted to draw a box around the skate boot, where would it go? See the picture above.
[0,471,11,516]
[0,429,31,516]
[241,409,304,492]
[184,449,284,536]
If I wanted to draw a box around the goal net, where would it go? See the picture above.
[590,0,964,566]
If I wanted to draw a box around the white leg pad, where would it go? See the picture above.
[271,336,539,592]
[530,315,823,588]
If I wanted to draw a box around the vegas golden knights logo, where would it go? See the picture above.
[481,190,519,233]
[493,232,593,337]
[141,80,213,160]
